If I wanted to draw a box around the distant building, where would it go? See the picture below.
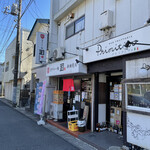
[3,29,33,106]
[27,19,49,112]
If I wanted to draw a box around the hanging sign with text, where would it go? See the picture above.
[35,32,47,64]
[83,25,150,63]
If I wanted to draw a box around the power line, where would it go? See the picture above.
[0,24,16,56]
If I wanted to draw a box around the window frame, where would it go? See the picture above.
[75,15,85,34]
[66,22,75,39]
[5,62,9,72]
[125,82,150,113]
[65,15,85,39]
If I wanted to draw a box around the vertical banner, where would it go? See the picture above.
[35,32,47,64]
[34,80,46,115]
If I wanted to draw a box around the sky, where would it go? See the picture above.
[0,0,51,63]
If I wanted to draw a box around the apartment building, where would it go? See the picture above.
[3,29,33,106]
[46,0,150,149]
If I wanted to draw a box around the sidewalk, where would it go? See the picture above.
[0,97,126,150]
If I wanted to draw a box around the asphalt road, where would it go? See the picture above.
[0,101,79,150]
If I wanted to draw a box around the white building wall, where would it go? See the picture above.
[51,0,150,57]
[3,38,16,83]
[20,30,33,89]
[3,29,33,103]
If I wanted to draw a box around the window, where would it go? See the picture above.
[126,83,150,111]
[66,15,85,39]
[5,62,9,72]
[66,22,74,39]
[75,16,85,33]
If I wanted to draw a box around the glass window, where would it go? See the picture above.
[65,15,85,39]
[75,16,85,33]
[66,22,74,39]
[5,62,9,72]
[126,83,150,109]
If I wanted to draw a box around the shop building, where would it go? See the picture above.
[47,0,150,149]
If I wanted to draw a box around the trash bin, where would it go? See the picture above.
[77,119,86,132]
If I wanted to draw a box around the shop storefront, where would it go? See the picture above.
[46,56,92,132]
[83,25,150,149]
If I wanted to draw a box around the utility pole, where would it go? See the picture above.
[12,0,22,107]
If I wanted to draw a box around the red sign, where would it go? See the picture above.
[40,34,45,39]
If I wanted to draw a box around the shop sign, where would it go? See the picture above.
[127,112,150,149]
[126,57,150,79]
[35,32,47,64]
[83,25,150,63]
[46,56,87,77]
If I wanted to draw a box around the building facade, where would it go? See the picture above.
[3,29,33,106]
[27,19,49,112]
[46,0,150,149]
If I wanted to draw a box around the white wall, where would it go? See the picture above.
[4,29,32,102]
[20,30,33,89]
[4,38,16,83]
[51,0,150,59]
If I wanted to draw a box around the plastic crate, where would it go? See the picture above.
[68,120,78,131]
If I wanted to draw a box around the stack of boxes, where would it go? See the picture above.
[53,90,64,104]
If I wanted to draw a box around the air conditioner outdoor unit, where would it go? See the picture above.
[100,10,113,30]
[53,47,65,60]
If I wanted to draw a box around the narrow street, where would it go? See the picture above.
[0,100,79,150]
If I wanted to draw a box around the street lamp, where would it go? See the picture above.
[124,40,150,48]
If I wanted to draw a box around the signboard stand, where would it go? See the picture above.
[37,117,45,125]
